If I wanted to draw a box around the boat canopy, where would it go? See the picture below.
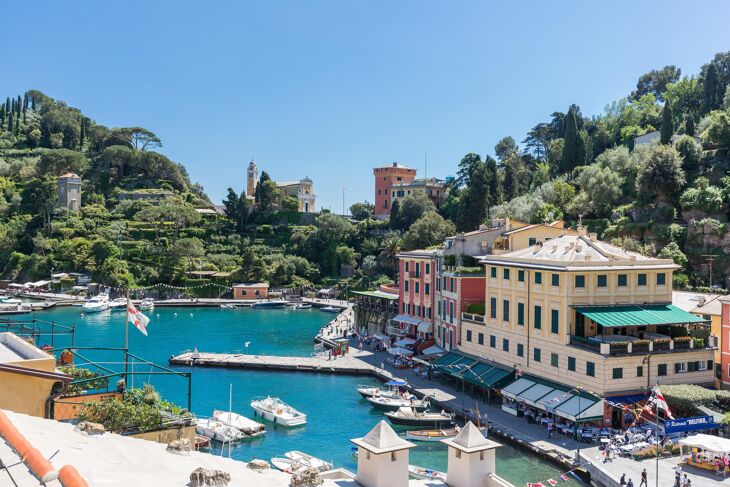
[573,304,708,328]
[421,345,444,356]
[501,374,603,422]
[385,380,407,386]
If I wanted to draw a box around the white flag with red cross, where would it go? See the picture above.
[127,301,150,336]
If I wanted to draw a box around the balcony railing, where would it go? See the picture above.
[569,335,712,356]
[386,325,409,337]
[461,312,485,325]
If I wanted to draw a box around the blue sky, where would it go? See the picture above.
[2,1,728,210]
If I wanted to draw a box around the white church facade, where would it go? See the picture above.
[246,159,316,213]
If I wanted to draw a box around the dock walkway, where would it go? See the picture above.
[169,350,375,375]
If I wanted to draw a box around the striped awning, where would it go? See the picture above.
[574,304,708,328]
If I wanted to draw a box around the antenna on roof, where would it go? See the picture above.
[424,152,428,180]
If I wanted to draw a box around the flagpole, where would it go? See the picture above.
[655,383,659,487]
[124,289,130,385]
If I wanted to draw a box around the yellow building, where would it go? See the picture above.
[672,291,723,387]
[0,332,72,417]
[459,229,715,403]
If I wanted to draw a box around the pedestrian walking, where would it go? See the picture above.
[626,478,633,487]
[639,468,647,487]
[620,473,626,486]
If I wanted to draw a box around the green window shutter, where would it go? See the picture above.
[517,303,525,325]
[551,309,559,334]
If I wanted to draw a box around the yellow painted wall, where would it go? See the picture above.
[0,370,57,417]
[507,225,577,251]
[460,263,714,395]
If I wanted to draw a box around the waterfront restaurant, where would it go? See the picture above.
[455,229,714,432]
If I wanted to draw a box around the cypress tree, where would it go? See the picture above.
[16,95,21,114]
[22,93,27,113]
[7,112,13,135]
[660,103,673,144]
[5,98,10,115]
[0,106,4,129]
[79,118,85,149]
[13,114,19,135]
[702,63,722,114]
[31,95,36,111]
[686,116,695,137]
[560,108,579,174]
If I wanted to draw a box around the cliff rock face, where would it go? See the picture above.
[686,219,730,254]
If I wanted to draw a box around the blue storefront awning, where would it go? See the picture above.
[605,393,649,407]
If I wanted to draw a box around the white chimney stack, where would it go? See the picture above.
[442,422,502,487]
[351,420,415,487]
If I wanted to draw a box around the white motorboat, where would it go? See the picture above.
[357,379,407,399]
[384,407,454,428]
[213,410,265,436]
[320,306,341,313]
[109,297,127,310]
[291,303,312,310]
[82,294,110,313]
[284,451,333,472]
[194,418,244,442]
[366,395,430,412]
[271,457,306,474]
[220,303,236,309]
[138,298,154,310]
[251,396,307,426]
[408,465,447,481]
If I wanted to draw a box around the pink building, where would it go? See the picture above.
[373,163,416,219]
[437,271,485,350]
[392,249,439,340]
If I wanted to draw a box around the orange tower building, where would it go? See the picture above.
[373,163,417,219]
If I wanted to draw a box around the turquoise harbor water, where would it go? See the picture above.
[23,306,581,486]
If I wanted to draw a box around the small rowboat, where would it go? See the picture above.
[405,425,488,442]
[194,434,211,450]
[408,465,447,481]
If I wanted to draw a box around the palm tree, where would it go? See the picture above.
[378,233,402,277]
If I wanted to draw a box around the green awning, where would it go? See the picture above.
[350,290,399,300]
[574,304,708,328]
[440,356,478,378]
[463,364,514,388]
[432,351,464,367]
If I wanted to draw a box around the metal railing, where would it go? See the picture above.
[569,336,711,357]
[462,312,485,324]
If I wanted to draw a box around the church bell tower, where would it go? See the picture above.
[247,159,258,197]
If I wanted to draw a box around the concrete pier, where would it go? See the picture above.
[169,350,376,375]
